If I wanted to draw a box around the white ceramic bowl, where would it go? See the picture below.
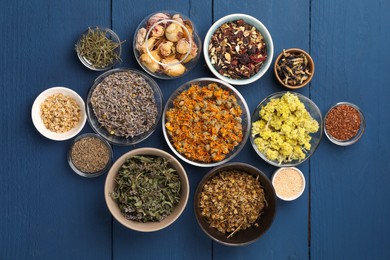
[162,77,250,167]
[272,167,305,201]
[31,87,86,141]
[204,14,274,85]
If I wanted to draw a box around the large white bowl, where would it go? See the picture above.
[203,14,274,85]
[31,87,86,141]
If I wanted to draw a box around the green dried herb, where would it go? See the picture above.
[111,155,181,222]
[76,27,124,69]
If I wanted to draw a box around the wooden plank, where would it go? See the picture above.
[310,0,390,259]
[0,0,112,259]
[212,0,311,259]
[111,0,213,259]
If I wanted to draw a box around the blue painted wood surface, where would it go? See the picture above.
[1,0,389,259]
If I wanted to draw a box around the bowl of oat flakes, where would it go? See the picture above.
[194,162,277,246]
[204,14,274,85]
[87,68,163,146]
[31,86,86,141]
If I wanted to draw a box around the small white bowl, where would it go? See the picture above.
[203,14,274,85]
[31,87,87,141]
[271,167,305,201]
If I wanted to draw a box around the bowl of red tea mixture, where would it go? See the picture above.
[203,14,274,85]
[105,147,189,232]
[86,68,163,146]
[194,162,277,246]
[162,77,250,167]
[68,133,113,178]
[324,102,365,146]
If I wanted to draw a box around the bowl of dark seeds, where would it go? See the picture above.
[68,133,113,178]
[274,48,315,89]
[203,14,274,86]
[86,68,163,146]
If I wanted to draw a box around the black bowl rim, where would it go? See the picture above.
[194,162,277,246]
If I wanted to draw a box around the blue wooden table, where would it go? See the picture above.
[1,0,389,259]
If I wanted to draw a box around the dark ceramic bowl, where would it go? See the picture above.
[194,162,276,246]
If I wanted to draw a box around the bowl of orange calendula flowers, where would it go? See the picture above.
[162,78,250,167]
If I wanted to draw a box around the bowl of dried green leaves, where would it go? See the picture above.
[105,147,189,232]
[75,26,124,71]
[194,162,276,246]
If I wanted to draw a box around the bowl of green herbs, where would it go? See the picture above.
[105,147,189,232]
[75,26,124,71]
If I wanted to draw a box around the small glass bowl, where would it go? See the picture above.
[68,133,113,178]
[76,26,122,71]
[250,91,323,167]
[162,77,250,167]
[203,13,274,86]
[324,102,365,146]
[133,11,201,79]
[274,48,315,89]
[86,68,163,146]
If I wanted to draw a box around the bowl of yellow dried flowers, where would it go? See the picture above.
[194,162,277,246]
[162,78,250,167]
[134,11,201,79]
[250,92,323,167]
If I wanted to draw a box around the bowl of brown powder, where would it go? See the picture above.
[271,167,305,201]
[68,133,113,178]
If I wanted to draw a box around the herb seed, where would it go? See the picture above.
[325,104,361,141]
[70,136,110,173]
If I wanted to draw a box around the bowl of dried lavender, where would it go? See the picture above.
[105,147,189,232]
[162,77,250,167]
[274,48,315,89]
[203,14,274,85]
[86,68,163,146]
[194,162,277,246]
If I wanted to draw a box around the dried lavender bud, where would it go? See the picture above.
[90,71,158,138]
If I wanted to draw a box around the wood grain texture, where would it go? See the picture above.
[310,0,390,259]
[0,0,112,259]
[1,0,390,259]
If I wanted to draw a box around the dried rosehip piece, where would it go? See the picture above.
[208,19,267,80]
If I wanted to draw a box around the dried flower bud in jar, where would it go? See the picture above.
[135,12,199,78]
